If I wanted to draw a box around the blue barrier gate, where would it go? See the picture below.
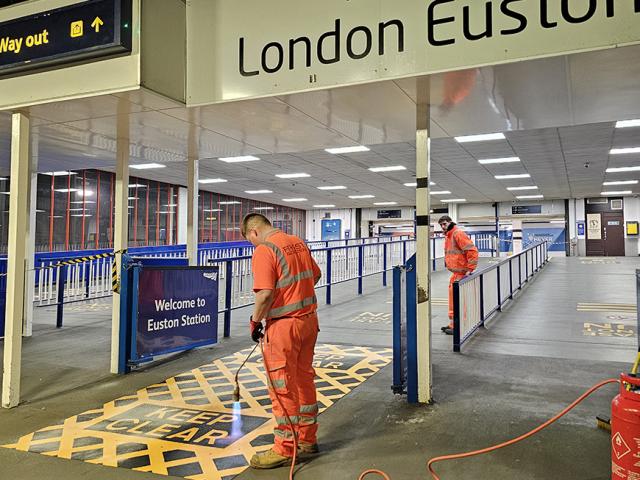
[392,254,417,403]
[117,256,219,373]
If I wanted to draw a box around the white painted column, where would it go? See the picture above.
[187,157,199,266]
[177,187,188,245]
[110,104,130,374]
[2,112,31,408]
[512,219,523,254]
[23,133,38,337]
[415,78,432,404]
[448,203,459,223]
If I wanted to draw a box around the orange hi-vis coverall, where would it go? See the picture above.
[445,225,479,327]
[251,230,322,457]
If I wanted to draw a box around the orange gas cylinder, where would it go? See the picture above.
[612,373,640,479]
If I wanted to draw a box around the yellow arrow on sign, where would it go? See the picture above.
[91,17,104,32]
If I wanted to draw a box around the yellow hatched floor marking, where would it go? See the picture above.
[577,303,636,313]
[3,343,391,480]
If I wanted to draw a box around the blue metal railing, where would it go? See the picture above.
[452,241,549,352]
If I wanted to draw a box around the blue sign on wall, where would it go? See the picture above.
[577,221,585,236]
[321,219,342,241]
[135,267,219,360]
[523,228,566,252]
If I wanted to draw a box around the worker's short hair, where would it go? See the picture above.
[438,215,453,224]
[241,213,272,238]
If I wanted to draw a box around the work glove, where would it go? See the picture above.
[250,317,264,343]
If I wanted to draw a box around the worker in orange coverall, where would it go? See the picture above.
[242,213,322,469]
[438,215,478,336]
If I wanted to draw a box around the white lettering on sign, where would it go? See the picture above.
[155,298,210,312]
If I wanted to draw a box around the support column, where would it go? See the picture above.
[415,77,432,404]
[187,123,199,266]
[23,132,38,337]
[512,219,523,254]
[110,102,130,374]
[2,112,31,408]
[187,159,199,266]
[448,203,459,223]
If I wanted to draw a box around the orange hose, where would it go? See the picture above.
[426,378,619,479]
[358,470,392,480]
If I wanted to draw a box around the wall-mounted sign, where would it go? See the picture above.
[512,205,542,215]
[577,221,585,237]
[627,221,639,236]
[0,0,132,77]
[587,213,602,240]
[377,209,402,219]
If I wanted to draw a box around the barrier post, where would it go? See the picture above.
[431,238,436,271]
[382,243,388,287]
[392,266,403,393]
[224,261,233,338]
[479,274,485,326]
[326,249,332,305]
[56,265,67,328]
[525,251,529,281]
[453,281,461,352]
[497,263,502,311]
[402,240,407,264]
[84,263,90,298]
[357,245,364,295]
[509,258,514,299]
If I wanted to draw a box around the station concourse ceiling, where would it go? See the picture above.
[1,44,640,209]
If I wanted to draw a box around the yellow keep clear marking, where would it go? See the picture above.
[3,343,391,480]
[577,303,636,313]
[583,322,636,338]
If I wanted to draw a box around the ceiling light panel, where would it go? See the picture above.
[478,157,520,165]
[199,178,228,184]
[430,191,451,195]
[130,163,166,170]
[313,204,336,208]
[603,180,638,185]
[516,195,544,199]
[218,155,260,163]
[276,173,310,178]
[601,190,632,195]
[325,146,370,154]
[368,166,407,172]
[317,186,346,190]
[616,120,640,128]
[349,195,375,199]
[244,189,273,194]
[610,147,640,155]
[441,199,467,203]
[455,133,505,143]
[507,186,538,191]
[374,202,398,206]
[495,174,531,179]
[607,166,640,173]
[282,198,307,202]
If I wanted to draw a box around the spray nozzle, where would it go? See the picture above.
[233,384,240,403]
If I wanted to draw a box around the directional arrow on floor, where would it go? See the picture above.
[91,17,104,33]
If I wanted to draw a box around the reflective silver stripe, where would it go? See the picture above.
[274,428,294,439]
[276,416,299,425]
[276,269,315,289]
[268,294,317,318]
[449,267,467,273]
[264,241,291,278]
[446,249,464,255]
[468,259,478,264]
[299,403,319,414]
[269,378,287,390]
[299,416,317,426]
[462,244,475,251]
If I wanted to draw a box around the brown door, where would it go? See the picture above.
[603,213,625,256]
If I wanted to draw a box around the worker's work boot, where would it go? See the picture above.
[250,448,291,469]
[442,327,453,335]
[298,442,320,455]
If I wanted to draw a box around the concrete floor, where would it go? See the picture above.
[0,256,637,479]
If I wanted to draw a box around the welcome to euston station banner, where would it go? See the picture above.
[188,0,640,104]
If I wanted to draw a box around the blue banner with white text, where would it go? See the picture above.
[135,267,219,359]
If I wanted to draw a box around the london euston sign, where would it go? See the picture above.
[0,0,132,76]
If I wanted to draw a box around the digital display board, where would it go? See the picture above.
[0,0,132,76]
[377,209,402,219]
[512,205,542,215]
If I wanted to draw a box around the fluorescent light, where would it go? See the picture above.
[507,186,538,191]
[77,190,93,197]
[43,171,77,176]
[317,186,346,190]
[218,155,260,163]
[0,192,9,195]
[275,173,310,179]
[313,204,335,208]
[349,195,375,199]
[69,208,84,212]
[218,201,241,205]
[616,120,640,128]
[610,147,640,155]
[601,191,632,195]
[130,163,166,170]
[70,214,92,217]
[550,220,566,224]
[441,199,467,203]
[606,166,640,173]
[165,204,178,207]
[204,209,222,212]
[282,198,307,202]
[199,178,228,184]
[254,207,274,211]
[430,191,451,195]
[55,188,81,193]
[479,157,520,165]
[369,166,406,173]
[325,146,370,154]
[129,184,147,188]
[128,197,137,200]
[244,189,272,194]
[603,180,639,186]
[206,217,217,221]
[404,182,417,187]
[455,133,505,143]
[516,195,544,199]
[71,201,95,204]
[374,202,398,206]
[495,174,531,180]
[0,177,6,180]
